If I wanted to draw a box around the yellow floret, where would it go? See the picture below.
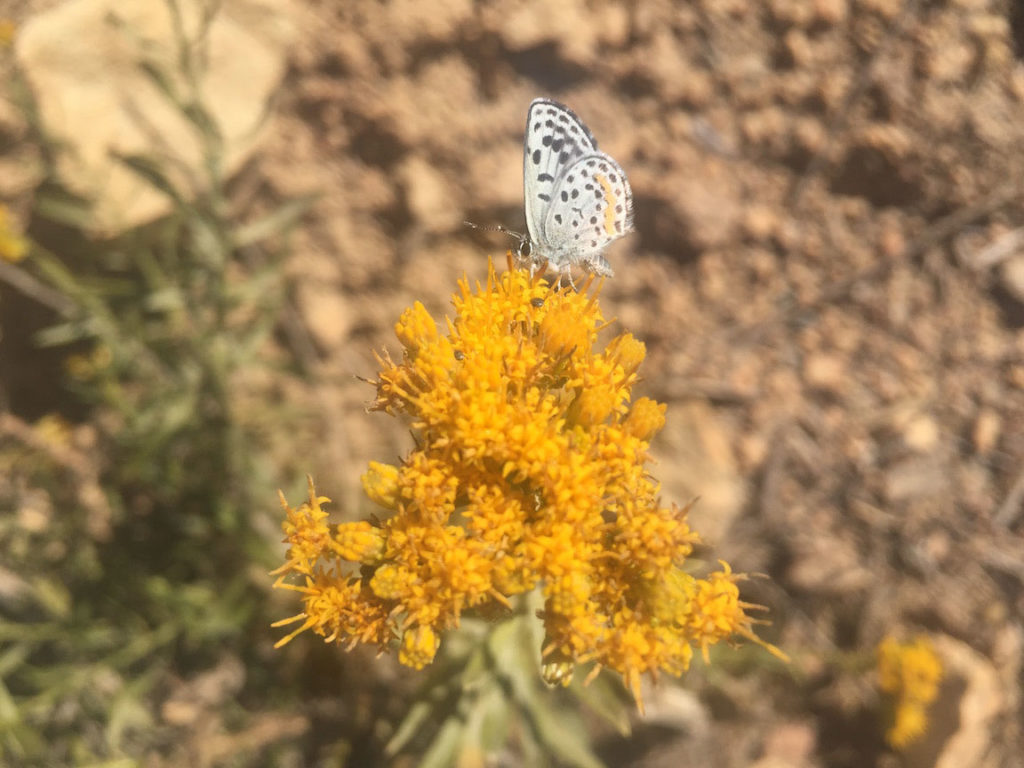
[624,397,667,441]
[877,635,943,748]
[332,521,386,564]
[361,461,400,509]
[400,625,440,669]
[395,301,438,353]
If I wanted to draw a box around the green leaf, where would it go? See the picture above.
[106,667,158,749]
[30,578,72,620]
[386,698,435,756]
[182,101,223,147]
[232,194,320,249]
[113,153,185,205]
[32,187,95,228]
[468,681,511,754]
[137,58,182,105]
[34,320,93,347]
[0,645,30,679]
[527,694,605,768]
[571,672,632,737]
[0,675,21,723]
[417,714,467,768]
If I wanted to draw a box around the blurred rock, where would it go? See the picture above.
[971,407,1000,455]
[494,1,629,64]
[803,353,845,395]
[399,154,462,233]
[902,413,940,453]
[749,720,817,768]
[161,656,245,726]
[15,0,293,234]
[929,634,1008,768]
[787,531,873,593]
[641,684,710,733]
[653,400,745,545]
[884,457,949,502]
[999,254,1024,304]
[297,280,353,352]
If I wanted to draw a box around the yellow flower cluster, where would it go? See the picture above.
[877,636,943,748]
[273,260,782,707]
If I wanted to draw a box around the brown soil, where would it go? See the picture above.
[4,1,1024,766]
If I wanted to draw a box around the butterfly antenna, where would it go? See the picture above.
[464,221,524,240]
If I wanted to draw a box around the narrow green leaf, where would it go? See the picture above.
[32,188,95,228]
[386,699,435,755]
[182,101,223,146]
[137,58,181,105]
[0,676,19,722]
[528,695,605,768]
[571,672,632,737]
[232,194,320,249]
[417,715,466,768]
[0,645,30,679]
[114,153,184,205]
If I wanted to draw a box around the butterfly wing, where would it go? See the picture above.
[541,152,634,277]
[522,99,598,250]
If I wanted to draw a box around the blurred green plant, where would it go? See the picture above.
[384,601,632,768]
[0,4,315,764]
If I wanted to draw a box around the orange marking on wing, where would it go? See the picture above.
[595,173,617,236]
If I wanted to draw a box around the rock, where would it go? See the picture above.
[803,353,845,395]
[15,0,293,235]
[652,400,745,545]
[749,720,817,768]
[399,154,462,233]
[884,457,949,502]
[999,254,1024,304]
[161,656,245,726]
[903,413,940,453]
[972,408,1000,454]
[930,634,1009,768]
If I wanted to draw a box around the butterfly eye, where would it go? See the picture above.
[518,238,532,259]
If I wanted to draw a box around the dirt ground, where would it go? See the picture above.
[4,0,1024,766]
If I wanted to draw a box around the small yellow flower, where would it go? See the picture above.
[877,635,942,748]
[400,624,440,669]
[623,397,666,441]
[273,260,782,709]
[361,461,400,509]
[271,477,333,578]
[0,205,29,263]
[332,521,385,564]
[65,345,113,382]
[604,332,646,377]
[0,19,15,48]
[394,301,438,353]
[34,414,72,448]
